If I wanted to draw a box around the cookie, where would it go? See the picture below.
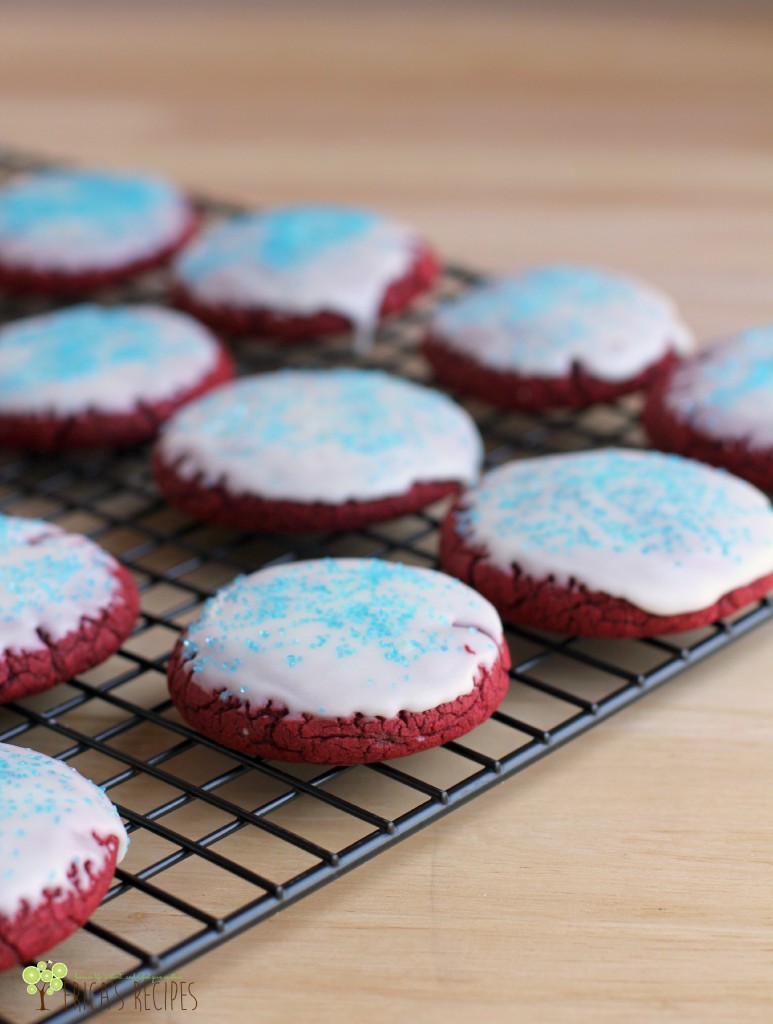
[0,167,197,293]
[0,743,128,970]
[167,558,510,764]
[643,323,773,492]
[440,449,773,638]
[0,304,234,450]
[424,266,693,411]
[0,515,139,703]
[171,204,438,346]
[153,368,482,532]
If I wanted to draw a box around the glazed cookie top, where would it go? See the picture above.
[0,514,127,655]
[0,304,222,416]
[660,324,773,450]
[0,168,191,271]
[157,368,483,503]
[451,448,773,616]
[431,266,693,381]
[178,558,504,719]
[174,205,423,340]
[0,743,128,918]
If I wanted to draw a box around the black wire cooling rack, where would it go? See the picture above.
[1,148,772,1024]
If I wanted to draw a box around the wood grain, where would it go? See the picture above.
[0,5,771,1022]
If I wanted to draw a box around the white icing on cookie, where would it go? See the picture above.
[179,558,503,718]
[0,515,124,655]
[0,168,190,271]
[157,369,482,503]
[0,743,128,919]
[452,449,773,616]
[432,266,693,381]
[662,324,773,450]
[174,205,421,347]
[0,305,220,416]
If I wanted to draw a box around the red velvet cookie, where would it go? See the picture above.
[643,323,773,492]
[0,515,139,704]
[153,368,482,532]
[0,168,197,293]
[171,205,438,344]
[0,743,128,970]
[424,266,692,411]
[167,558,510,765]
[0,304,234,451]
[440,449,773,639]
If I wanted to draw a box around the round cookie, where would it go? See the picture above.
[171,204,438,346]
[153,368,483,532]
[0,304,234,450]
[0,514,139,703]
[424,266,693,411]
[643,323,773,492]
[440,448,773,639]
[167,558,510,764]
[0,743,128,970]
[0,167,197,293]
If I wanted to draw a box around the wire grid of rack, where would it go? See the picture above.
[0,148,771,1024]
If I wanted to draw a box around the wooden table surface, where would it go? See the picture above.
[0,5,772,1022]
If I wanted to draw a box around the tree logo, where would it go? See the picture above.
[21,961,68,1011]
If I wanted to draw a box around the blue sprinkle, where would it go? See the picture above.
[0,168,182,249]
[0,304,213,400]
[434,266,671,368]
[176,206,380,282]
